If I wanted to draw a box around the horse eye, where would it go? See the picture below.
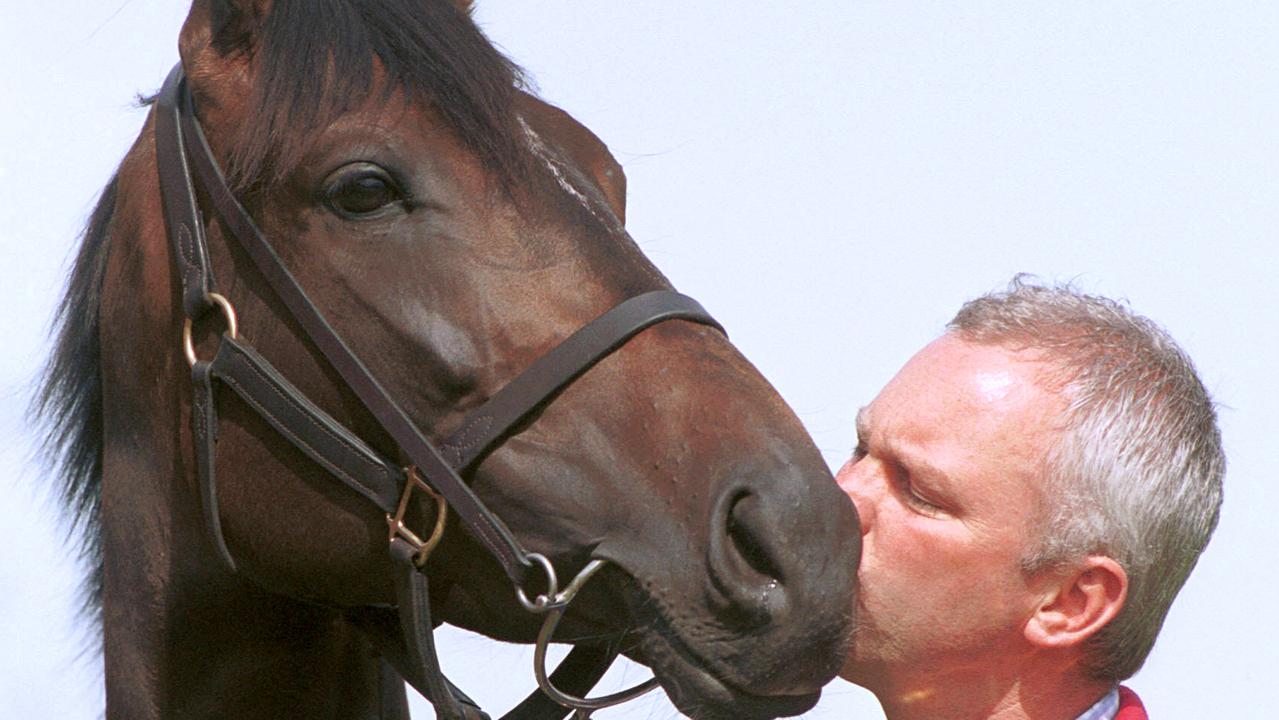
[324,166,403,218]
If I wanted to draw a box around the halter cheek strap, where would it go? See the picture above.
[154,63,723,720]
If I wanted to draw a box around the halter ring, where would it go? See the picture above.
[516,552,560,612]
[182,292,239,367]
[532,558,660,710]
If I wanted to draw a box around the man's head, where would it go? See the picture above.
[838,279,1223,704]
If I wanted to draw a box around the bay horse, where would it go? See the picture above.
[36,1,860,718]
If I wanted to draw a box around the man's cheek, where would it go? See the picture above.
[885,525,955,571]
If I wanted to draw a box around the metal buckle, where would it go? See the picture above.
[386,466,448,567]
[516,552,560,612]
[182,292,238,367]
[529,558,660,711]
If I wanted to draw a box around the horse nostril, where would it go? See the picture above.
[706,486,790,627]
[726,492,783,586]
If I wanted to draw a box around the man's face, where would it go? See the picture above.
[838,334,1066,692]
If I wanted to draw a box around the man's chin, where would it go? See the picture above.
[836,642,891,691]
[837,658,869,686]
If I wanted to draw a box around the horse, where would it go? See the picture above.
[35,2,861,718]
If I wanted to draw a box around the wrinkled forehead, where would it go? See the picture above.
[867,335,1067,507]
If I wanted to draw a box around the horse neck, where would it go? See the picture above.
[99,569,401,719]
[100,565,398,719]
[95,116,403,720]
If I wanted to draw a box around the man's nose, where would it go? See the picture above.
[835,458,875,536]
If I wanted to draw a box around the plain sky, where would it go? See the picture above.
[2,2,1276,718]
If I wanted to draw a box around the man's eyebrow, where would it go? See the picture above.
[890,439,957,496]
[901,453,954,489]
[856,406,956,492]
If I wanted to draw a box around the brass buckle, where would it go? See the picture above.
[387,466,448,567]
[183,292,239,367]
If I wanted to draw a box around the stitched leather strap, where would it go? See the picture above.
[210,336,403,514]
[191,360,236,571]
[206,329,662,719]
[442,292,722,472]
[156,65,216,319]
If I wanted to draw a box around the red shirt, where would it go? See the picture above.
[1114,686,1148,720]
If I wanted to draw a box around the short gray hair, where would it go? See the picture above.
[947,276,1224,682]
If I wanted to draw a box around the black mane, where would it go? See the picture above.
[32,177,116,619]
[210,0,531,190]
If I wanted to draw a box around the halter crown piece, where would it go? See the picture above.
[153,63,723,719]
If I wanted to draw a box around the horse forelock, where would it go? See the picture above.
[199,0,533,193]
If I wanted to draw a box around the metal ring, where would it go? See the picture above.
[182,292,239,367]
[516,552,559,613]
[532,558,660,710]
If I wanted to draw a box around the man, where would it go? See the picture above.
[837,280,1223,720]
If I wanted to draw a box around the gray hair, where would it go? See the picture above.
[947,276,1224,682]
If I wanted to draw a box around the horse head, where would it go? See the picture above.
[43,2,860,717]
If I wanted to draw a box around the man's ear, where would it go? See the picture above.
[1024,556,1128,649]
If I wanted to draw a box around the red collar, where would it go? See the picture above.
[1115,686,1148,720]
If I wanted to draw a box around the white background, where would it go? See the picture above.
[2,2,1276,718]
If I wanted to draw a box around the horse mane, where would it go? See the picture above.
[32,176,117,620]
[209,0,533,191]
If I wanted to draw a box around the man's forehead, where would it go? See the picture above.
[887,337,1055,413]
[973,369,1019,403]
[859,336,1066,498]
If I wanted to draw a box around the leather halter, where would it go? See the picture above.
[154,64,722,719]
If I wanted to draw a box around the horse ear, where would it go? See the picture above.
[452,1,476,15]
[180,0,273,65]
[177,0,268,121]
[517,92,629,225]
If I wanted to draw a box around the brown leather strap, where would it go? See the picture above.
[155,65,216,319]
[191,360,236,571]
[210,336,403,514]
[391,539,487,720]
[377,658,411,720]
[442,291,722,472]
